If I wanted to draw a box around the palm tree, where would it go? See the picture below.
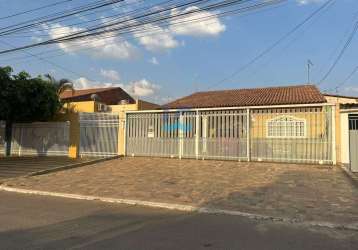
[44,74,74,96]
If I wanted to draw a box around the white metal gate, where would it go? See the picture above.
[126,106,334,164]
[11,122,70,156]
[79,113,119,157]
[0,121,5,156]
[349,115,358,172]
[126,110,248,160]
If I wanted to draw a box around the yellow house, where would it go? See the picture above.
[58,87,159,158]
[125,85,338,165]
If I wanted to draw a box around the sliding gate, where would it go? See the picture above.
[10,122,70,156]
[79,113,119,157]
[126,110,248,160]
[126,106,334,164]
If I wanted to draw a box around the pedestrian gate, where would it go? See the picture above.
[79,113,119,157]
[349,114,358,172]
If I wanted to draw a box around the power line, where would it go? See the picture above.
[0,0,283,63]
[317,20,358,85]
[0,0,75,21]
[0,39,92,81]
[325,64,358,93]
[0,0,285,56]
[0,0,124,36]
[207,0,335,90]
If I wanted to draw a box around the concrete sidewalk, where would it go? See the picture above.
[3,157,358,225]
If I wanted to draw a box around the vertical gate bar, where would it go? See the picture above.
[124,113,128,156]
[246,108,250,161]
[331,105,337,165]
[179,111,183,159]
[195,110,199,159]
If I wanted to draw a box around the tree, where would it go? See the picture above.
[44,74,74,96]
[0,66,61,155]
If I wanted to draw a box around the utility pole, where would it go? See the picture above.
[307,59,314,83]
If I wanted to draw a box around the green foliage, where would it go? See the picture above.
[0,66,61,123]
[44,74,74,96]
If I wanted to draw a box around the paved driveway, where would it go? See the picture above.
[3,157,358,224]
[0,157,87,180]
[0,191,357,250]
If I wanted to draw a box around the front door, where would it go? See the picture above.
[349,114,358,172]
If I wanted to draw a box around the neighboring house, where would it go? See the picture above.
[324,94,358,172]
[58,86,159,158]
[126,85,337,165]
[60,87,135,113]
[324,94,358,105]
[60,87,135,105]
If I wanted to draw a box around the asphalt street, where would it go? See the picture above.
[0,191,357,250]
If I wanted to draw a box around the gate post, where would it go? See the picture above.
[195,111,199,159]
[331,105,337,165]
[246,109,251,162]
[179,112,184,159]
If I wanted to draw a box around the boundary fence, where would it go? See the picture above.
[126,105,335,164]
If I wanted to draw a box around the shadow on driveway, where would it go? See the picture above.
[0,156,87,180]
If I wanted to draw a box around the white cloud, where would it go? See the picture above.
[100,69,120,81]
[31,36,43,43]
[296,0,325,5]
[343,86,358,94]
[73,77,92,89]
[125,79,160,97]
[47,24,138,60]
[134,24,179,52]
[170,6,226,37]
[73,77,160,97]
[149,57,159,65]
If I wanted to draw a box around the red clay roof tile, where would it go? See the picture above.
[163,85,326,109]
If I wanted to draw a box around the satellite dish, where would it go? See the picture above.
[90,94,101,102]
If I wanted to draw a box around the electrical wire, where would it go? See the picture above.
[207,0,335,90]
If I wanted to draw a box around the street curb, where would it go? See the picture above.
[0,185,357,232]
[27,156,121,177]
[340,166,358,188]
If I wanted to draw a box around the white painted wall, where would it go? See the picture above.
[340,113,350,165]
[340,110,358,167]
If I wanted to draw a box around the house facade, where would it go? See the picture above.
[125,85,337,165]
[322,94,358,172]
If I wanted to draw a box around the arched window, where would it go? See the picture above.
[267,116,306,138]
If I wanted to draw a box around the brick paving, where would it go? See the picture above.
[0,157,88,180]
[3,157,358,224]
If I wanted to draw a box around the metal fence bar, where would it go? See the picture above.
[126,106,334,164]
[79,112,120,157]
[10,122,70,156]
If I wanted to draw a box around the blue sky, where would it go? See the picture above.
[0,0,357,104]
